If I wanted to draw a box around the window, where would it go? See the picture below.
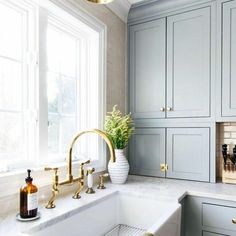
[0,0,106,173]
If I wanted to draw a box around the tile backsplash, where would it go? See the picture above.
[216,122,236,178]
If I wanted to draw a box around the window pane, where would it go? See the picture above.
[0,2,22,60]
[47,24,78,157]
[60,117,76,153]
[0,58,22,110]
[61,76,76,114]
[77,133,99,161]
[47,72,59,113]
[48,115,59,153]
[47,27,60,73]
[60,33,77,77]
[46,15,102,165]
[0,112,23,154]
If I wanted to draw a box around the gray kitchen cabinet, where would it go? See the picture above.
[202,203,236,232]
[128,1,215,182]
[166,128,210,181]
[129,18,166,119]
[183,196,236,236]
[129,127,210,181]
[203,232,229,236]
[129,6,211,119]
[166,7,211,118]
[222,1,236,117]
[129,128,165,177]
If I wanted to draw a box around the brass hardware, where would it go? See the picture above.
[87,167,95,175]
[97,173,109,190]
[72,160,91,199]
[232,218,236,224]
[86,0,114,4]
[167,107,172,111]
[44,129,115,208]
[144,233,154,236]
[160,107,165,112]
[160,164,168,172]
[67,129,115,180]
[85,167,95,194]
[44,167,59,209]
[85,188,95,194]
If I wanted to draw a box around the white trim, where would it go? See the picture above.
[0,0,37,165]
[106,0,131,22]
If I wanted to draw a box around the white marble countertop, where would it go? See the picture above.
[1,175,236,236]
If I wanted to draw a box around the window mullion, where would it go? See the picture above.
[38,7,49,163]
[26,6,39,165]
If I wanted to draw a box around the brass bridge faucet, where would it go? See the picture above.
[45,129,115,209]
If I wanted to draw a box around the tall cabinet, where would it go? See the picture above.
[166,7,211,118]
[129,18,166,119]
[222,0,236,117]
[128,1,214,182]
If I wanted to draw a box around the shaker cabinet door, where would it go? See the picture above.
[166,7,211,118]
[222,1,236,117]
[129,128,165,177]
[166,128,210,182]
[129,18,166,119]
[203,233,229,236]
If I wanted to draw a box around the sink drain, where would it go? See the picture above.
[105,224,146,236]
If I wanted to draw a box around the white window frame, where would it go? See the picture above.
[0,0,107,198]
[0,0,38,170]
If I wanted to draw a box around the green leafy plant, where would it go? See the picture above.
[104,105,134,149]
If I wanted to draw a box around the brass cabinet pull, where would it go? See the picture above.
[232,218,236,224]
[167,107,172,111]
[160,107,165,112]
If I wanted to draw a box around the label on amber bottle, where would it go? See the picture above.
[27,192,38,210]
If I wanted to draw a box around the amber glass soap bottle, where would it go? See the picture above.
[20,169,38,218]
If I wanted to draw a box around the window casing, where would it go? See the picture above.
[0,0,106,173]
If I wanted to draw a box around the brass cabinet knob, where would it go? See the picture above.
[232,218,236,224]
[167,107,172,111]
[160,164,168,172]
[160,107,165,112]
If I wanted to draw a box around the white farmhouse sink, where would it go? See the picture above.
[28,192,181,236]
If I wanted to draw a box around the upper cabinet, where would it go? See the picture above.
[222,1,236,117]
[129,6,212,119]
[167,8,211,118]
[129,18,166,119]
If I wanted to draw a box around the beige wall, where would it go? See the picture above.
[74,0,127,114]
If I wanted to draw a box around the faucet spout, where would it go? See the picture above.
[67,129,115,179]
[44,129,115,208]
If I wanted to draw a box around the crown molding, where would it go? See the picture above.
[128,0,215,23]
[106,0,131,22]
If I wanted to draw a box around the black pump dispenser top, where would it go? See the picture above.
[25,169,33,183]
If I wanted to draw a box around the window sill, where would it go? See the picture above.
[0,160,106,199]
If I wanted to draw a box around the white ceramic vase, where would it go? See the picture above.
[108,149,129,184]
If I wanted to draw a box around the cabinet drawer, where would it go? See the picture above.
[203,203,236,232]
